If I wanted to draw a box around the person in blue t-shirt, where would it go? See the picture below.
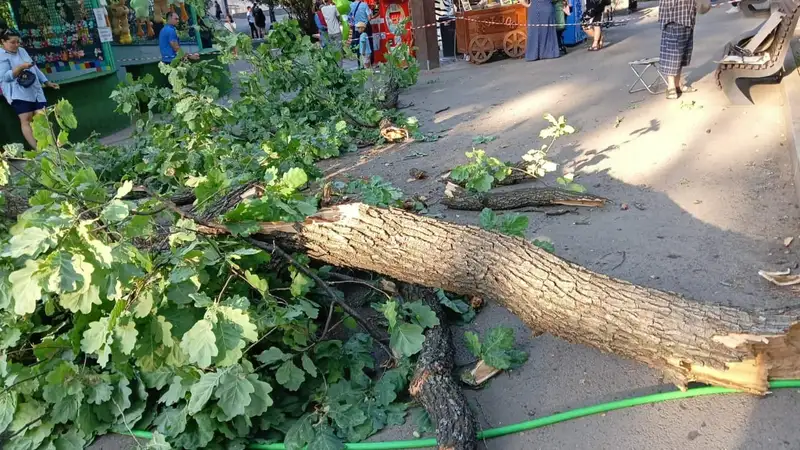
[348,0,372,66]
[159,12,199,63]
[356,22,371,69]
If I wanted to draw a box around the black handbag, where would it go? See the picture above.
[17,69,36,88]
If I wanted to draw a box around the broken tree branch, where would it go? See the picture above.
[401,283,476,450]
[238,203,800,394]
[442,182,607,211]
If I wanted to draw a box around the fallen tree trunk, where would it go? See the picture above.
[401,284,476,450]
[442,182,607,211]
[250,203,800,394]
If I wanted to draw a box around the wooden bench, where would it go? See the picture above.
[715,0,800,104]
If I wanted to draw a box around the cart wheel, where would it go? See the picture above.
[469,35,494,64]
[503,30,526,59]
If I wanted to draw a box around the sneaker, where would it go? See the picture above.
[726,5,740,13]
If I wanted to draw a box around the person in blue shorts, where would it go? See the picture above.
[356,22,372,69]
[0,28,59,149]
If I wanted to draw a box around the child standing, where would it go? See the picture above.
[356,22,371,68]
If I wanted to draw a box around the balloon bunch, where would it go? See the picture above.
[335,0,350,41]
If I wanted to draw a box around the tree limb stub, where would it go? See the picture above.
[242,204,800,394]
[442,182,607,211]
[401,284,476,450]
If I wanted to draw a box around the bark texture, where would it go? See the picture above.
[401,284,476,450]
[442,182,607,211]
[251,204,800,393]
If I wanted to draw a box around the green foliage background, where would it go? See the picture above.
[0,21,426,450]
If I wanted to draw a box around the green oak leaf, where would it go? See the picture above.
[214,371,255,420]
[8,226,53,258]
[244,374,273,417]
[53,428,87,450]
[160,376,189,406]
[0,392,17,433]
[290,271,314,297]
[86,381,113,405]
[59,284,101,315]
[132,288,154,318]
[464,331,481,358]
[181,319,218,368]
[187,371,221,415]
[10,259,43,315]
[405,302,439,329]
[301,353,318,378]
[154,406,187,438]
[101,199,130,222]
[275,360,305,391]
[81,318,112,366]
[256,347,290,365]
[389,322,425,357]
[284,414,315,450]
[218,306,257,342]
[146,431,172,449]
[308,426,345,450]
[381,300,398,328]
[114,321,138,355]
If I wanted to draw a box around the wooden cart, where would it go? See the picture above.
[455,4,527,64]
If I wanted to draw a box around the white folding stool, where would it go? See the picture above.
[628,57,668,94]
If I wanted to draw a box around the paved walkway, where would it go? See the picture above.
[322,5,800,449]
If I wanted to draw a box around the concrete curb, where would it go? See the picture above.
[784,36,800,200]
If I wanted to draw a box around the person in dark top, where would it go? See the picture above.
[582,0,609,51]
[659,0,710,99]
[215,1,222,20]
[253,3,267,37]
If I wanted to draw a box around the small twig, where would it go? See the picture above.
[328,280,392,299]
[1,412,46,441]
[216,273,235,304]
[319,300,337,341]
[0,371,47,397]
[246,238,393,358]
[434,106,450,114]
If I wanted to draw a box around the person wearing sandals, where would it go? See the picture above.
[521,0,560,61]
[659,0,710,99]
[0,28,59,149]
[582,0,609,51]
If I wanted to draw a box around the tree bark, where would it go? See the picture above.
[400,284,476,450]
[442,182,607,211]
[249,203,800,394]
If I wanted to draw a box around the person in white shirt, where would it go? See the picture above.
[320,0,342,49]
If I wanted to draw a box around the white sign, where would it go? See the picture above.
[93,8,109,27]
[97,27,114,43]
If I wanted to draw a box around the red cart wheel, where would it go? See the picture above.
[469,35,494,64]
[503,30,526,59]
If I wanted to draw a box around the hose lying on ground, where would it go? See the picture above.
[127,379,800,450]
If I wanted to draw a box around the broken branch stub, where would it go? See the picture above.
[247,203,800,394]
[442,182,607,211]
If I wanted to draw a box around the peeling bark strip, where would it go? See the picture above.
[442,182,607,211]
[254,204,800,394]
[400,284,476,450]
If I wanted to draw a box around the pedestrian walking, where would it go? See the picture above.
[659,0,710,99]
[0,28,59,149]
[582,0,609,50]
[521,0,560,61]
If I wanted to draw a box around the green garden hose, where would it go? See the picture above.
[129,379,800,449]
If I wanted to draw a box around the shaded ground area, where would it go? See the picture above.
[94,4,800,449]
